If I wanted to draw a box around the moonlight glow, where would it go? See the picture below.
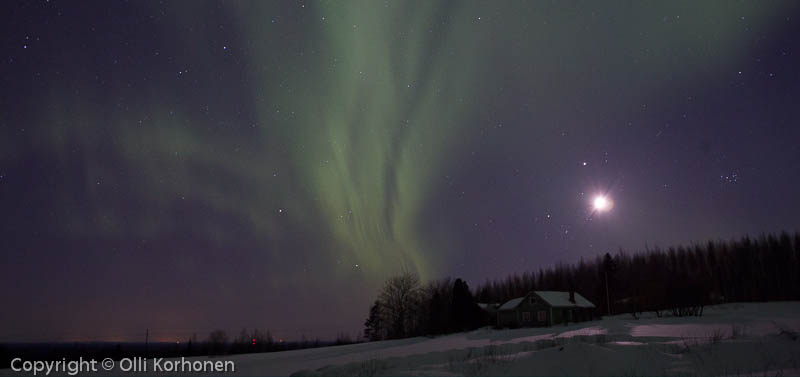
[593,196,610,212]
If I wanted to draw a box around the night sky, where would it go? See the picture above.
[2,1,800,343]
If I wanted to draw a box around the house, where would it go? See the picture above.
[476,302,500,324]
[496,291,596,327]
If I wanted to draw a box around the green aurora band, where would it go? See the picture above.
[17,0,792,291]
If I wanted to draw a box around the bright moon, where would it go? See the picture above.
[593,196,609,211]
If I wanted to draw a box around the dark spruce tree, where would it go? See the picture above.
[363,300,383,341]
[450,279,487,332]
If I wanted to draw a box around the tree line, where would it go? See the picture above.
[0,330,360,365]
[364,231,800,340]
[363,271,490,341]
[197,328,358,356]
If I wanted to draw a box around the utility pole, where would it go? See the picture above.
[605,272,611,315]
[145,329,149,357]
[602,252,615,316]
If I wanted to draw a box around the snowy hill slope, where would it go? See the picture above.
[289,302,800,376]
[3,302,799,376]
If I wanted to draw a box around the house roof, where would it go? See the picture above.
[498,297,525,310]
[535,291,595,308]
[497,291,596,310]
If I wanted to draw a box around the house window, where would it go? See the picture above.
[529,297,536,305]
[537,310,546,322]
[522,312,531,322]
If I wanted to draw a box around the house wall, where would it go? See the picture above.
[497,310,518,327]
[552,307,596,325]
[552,308,564,325]
[497,294,552,327]
[515,296,551,327]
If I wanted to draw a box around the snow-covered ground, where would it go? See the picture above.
[4,302,800,376]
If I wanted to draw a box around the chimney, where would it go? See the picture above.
[569,290,575,304]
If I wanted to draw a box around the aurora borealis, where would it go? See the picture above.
[2,0,800,342]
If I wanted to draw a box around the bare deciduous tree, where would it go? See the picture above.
[378,269,422,339]
[206,329,228,355]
